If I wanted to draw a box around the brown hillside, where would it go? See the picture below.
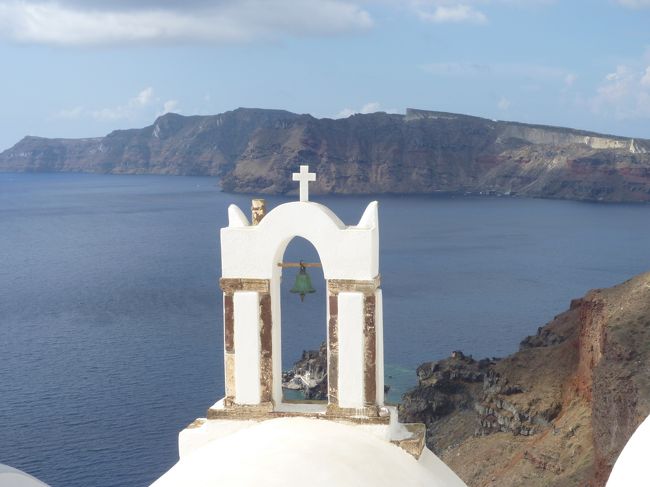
[399,271,650,486]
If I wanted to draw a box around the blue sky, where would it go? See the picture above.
[0,0,649,151]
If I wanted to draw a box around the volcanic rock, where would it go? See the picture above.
[2,108,650,203]
[282,341,328,400]
[399,271,650,486]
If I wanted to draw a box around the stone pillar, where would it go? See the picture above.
[326,275,382,416]
[327,293,339,406]
[219,278,272,409]
[258,292,273,404]
[363,293,377,407]
[251,199,266,225]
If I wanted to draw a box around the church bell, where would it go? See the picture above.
[290,262,316,302]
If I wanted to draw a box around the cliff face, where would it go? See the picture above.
[2,108,650,202]
[399,272,650,486]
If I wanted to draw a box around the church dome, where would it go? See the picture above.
[151,417,467,487]
[607,414,650,486]
[0,464,49,487]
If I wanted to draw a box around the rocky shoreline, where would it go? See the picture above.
[282,341,328,400]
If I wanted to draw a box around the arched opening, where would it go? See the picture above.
[278,237,326,403]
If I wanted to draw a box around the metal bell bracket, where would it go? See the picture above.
[277,261,321,302]
[276,262,322,269]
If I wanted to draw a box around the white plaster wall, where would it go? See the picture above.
[233,291,261,405]
[375,289,384,406]
[338,292,364,408]
[221,202,379,280]
[179,419,257,459]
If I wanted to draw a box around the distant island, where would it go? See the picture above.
[1,107,650,203]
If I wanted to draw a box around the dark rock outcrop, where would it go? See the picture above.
[2,108,650,203]
[282,341,328,400]
[399,271,650,486]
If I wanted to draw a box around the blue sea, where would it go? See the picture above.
[1,172,650,486]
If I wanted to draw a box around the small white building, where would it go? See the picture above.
[151,166,468,486]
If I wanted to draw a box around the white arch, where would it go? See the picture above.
[221,201,379,280]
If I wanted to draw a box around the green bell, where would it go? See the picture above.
[290,262,316,302]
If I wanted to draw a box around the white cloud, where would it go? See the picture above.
[591,63,650,119]
[616,0,650,8]
[416,4,487,24]
[641,66,650,87]
[387,0,554,25]
[335,101,399,118]
[54,87,178,122]
[55,106,85,120]
[0,0,372,46]
[134,87,154,106]
[160,99,180,115]
[497,96,511,111]
[92,87,155,121]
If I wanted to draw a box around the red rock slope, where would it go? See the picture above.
[399,271,650,486]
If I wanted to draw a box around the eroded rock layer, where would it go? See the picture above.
[2,108,650,202]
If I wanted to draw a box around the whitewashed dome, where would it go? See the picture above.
[607,414,650,486]
[150,417,467,487]
[0,464,49,487]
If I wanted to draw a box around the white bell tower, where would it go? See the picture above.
[151,166,471,487]
[216,165,384,418]
[171,166,431,465]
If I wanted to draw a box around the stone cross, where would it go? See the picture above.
[292,165,316,202]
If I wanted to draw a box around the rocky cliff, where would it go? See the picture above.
[282,341,328,400]
[399,271,650,486]
[2,108,650,202]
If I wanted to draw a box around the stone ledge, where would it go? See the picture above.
[391,423,426,459]
[327,275,381,295]
[219,278,270,293]
[207,405,391,425]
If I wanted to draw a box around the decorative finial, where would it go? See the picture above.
[292,165,316,202]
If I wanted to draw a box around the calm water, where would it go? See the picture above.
[1,173,650,486]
